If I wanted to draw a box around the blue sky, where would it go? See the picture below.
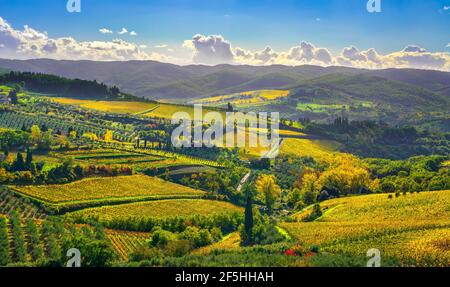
[1,0,449,52]
[0,0,449,69]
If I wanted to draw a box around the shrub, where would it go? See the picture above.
[149,229,177,248]
[165,240,192,257]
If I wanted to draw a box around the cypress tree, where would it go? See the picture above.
[26,148,33,167]
[243,185,254,246]
[13,152,25,171]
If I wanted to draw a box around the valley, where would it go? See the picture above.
[0,66,448,267]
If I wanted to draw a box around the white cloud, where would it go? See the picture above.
[130,31,137,36]
[1,17,449,71]
[336,45,449,71]
[183,34,235,65]
[184,35,450,71]
[0,17,172,62]
[285,42,333,65]
[118,28,128,35]
[444,6,450,10]
[99,28,113,34]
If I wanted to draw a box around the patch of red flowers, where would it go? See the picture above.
[284,249,297,256]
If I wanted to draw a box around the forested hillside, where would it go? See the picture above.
[0,72,136,100]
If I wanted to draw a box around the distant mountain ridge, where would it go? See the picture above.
[0,58,449,102]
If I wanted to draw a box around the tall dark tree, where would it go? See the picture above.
[227,102,234,112]
[26,148,33,167]
[8,90,18,104]
[242,184,254,246]
[13,152,26,172]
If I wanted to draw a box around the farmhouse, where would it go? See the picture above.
[0,94,11,104]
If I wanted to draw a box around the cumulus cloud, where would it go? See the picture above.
[99,28,113,34]
[182,34,450,70]
[1,17,449,71]
[285,42,332,65]
[129,31,137,36]
[336,45,450,71]
[0,16,171,62]
[183,34,235,65]
[118,28,128,35]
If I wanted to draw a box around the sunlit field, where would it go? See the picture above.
[12,175,205,203]
[67,199,243,221]
[105,229,150,261]
[280,137,341,162]
[193,90,290,108]
[51,97,158,114]
[281,190,450,266]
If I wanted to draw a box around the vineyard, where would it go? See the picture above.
[105,229,150,261]
[11,175,206,205]
[0,108,133,141]
[281,190,450,266]
[0,188,47,220]
[67,199,243,222]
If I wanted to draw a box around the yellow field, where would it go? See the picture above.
[143,104,224,119]
[50,97,158,114]
[68,199,243,221]
[193,90,289,107]
[50,97,223,119]
[105,229,150,261]
[281,190,450,266]
[280,137,341,162]
[12,175,205,203]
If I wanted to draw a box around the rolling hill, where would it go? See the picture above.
[0,59,449,127]
[0,59,361,99]
[281,190,450,266]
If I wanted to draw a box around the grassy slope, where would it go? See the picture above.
[280,137,341,163]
